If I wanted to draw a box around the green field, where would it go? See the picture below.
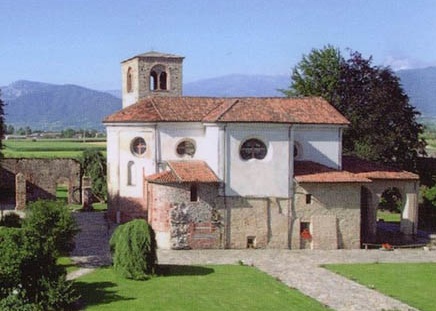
[3,139,106,159]
[75,265,330,311]
[325,263,436,311]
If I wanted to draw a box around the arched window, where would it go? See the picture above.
[159,71,167,90]
[131,137,147,157]
[176,139,196,157]
[126,67,133,93]
[150,65,167,91]
[294,142,302,160]
[240,138,267,160]
[127,161,136,186]
[150,71,158,91]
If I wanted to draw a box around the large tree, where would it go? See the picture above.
[283,46,425,170]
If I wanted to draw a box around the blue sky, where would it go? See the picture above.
[1,0,435,90]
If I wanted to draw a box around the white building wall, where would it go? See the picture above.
[106,124,156,198]
[293,125,342,169]
[226,124,290,197]
[158,123,220,174]
[106,127,120,198]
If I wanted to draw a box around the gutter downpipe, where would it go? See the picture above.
[221,124,230,249]
[288,124,294,249]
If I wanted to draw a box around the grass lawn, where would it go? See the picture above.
[325,263,436,311]
[74,265,330,311]
[377,210,401,222]
[58,256,79,274]
[3,139,106,159]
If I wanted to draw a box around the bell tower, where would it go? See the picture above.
[121,51,184,108]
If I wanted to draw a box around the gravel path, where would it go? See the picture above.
[68,213,435,310]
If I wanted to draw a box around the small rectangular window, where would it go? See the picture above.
[306,194,312,204]
[190,183,198,202]
[247,236,256,248]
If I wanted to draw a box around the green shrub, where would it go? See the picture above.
[110,219,157,280]
[0,212,22,228]
[81,149,107,202]
[0,202,79,310]
[23,200,79,255]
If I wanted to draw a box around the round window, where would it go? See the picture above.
[176,140,196,157]
[131,137,147,156]
[240,138,267,160]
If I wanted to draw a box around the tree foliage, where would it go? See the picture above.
[24,200,79,255]
[283,46,425,170]
[109,219,157,280]
[0,200,79,310]
[81,148,107,201]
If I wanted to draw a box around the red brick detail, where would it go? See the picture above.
[188,222,220,249]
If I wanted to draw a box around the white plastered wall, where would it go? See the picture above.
[293,125,342,169]
[158,123,220,174]
[106,124,156,198]
[226,124,290,197]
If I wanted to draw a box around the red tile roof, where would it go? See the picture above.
[146,160,219,184]
[342,156,419,180]
[294,157,419,183]
[104,96,350,125]
[294,161,371,183]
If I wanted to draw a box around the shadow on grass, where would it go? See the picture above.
[157,264,215,277]
[73,281,134,308]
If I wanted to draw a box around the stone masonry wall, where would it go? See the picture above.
[0,158,81,205]
[216,196,289,249]
[148,182,222,250]
[293,183,362,249]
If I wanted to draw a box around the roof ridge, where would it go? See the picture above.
[150,98,164,120]
[166,161,182,182]
[204,99,240,122]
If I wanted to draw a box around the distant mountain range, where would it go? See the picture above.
[2,81,121,130]
[1,67,435,130]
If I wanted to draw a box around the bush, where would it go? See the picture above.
[0,212,22,228]
[23,200,79,255]
[110,219,157,280]
[0,201,79,310]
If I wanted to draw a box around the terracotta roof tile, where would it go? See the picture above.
[342,156,419,180]
[294,161,371,183]
[104,96,350,125]
[146,160,219,184]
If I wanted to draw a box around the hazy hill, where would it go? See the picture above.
[184,74,289,97]
[397,67,436,117]
[2,80,121,130]
[1,67,435,131]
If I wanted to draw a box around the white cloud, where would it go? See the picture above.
[383,56,412,71]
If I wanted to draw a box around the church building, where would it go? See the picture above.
[104,51,419,250]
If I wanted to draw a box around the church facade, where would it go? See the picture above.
[104,51,419,250]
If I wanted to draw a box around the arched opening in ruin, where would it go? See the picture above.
[376,187,404,245]
[56,177,70,204]
[377,187,403,221]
